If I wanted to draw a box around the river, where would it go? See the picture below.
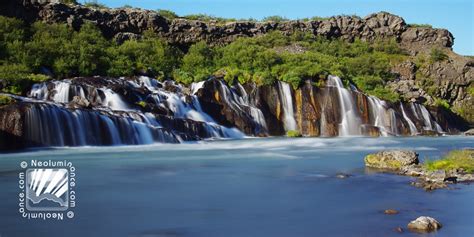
[0,136,473,237]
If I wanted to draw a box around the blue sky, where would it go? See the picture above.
[91,0,473,55]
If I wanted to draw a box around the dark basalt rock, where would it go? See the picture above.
[2,1,453,53]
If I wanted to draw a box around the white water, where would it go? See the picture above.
[24,103,177,146]
[100,88,130,111]
[400,103,418,135]
[327,75,361,136]
[411,103,444,133]
[22,77,246,147]
[136,77,245,138]
[278,81,297,131]
[217,80,268,133]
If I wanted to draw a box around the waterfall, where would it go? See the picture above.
[99,88,130,111]
[400,103,418,135]
[133,77,245,139]
[326,75,361,136]
[278,81,297,131]
[21,77,246,147]
[24,103,178,146]
[410,103,444,133]
[216,81,267,133]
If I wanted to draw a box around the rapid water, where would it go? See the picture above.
[0,137,472,237]
[327,76,362,136]
[278,81,297,131]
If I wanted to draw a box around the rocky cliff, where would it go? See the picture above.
[1,0,472,125]
[2,1,453,51]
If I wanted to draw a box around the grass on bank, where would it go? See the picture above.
[286,130,302,137]
[425,150,474,173]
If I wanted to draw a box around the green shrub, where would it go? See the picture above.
[434,98,450,110]
[262,16,289,22]
[425,150,474,173]
[430,48,448,62]
[157,9,178,19]
[183,14,232,23]
[83,0,107,9]
[286,130,302,137]
[0,15,408,101]
[468,85,474,97]
[0,95,14,106]
[59,0,78,4]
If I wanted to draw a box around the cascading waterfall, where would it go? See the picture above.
[99,89,130,111]
[278,81,297,131]
[24,103,177,146]
[366,96,402,136]
[410,103,444,133]
[3,74,453,149]
[30,80,130,111]
[326,75,362,136]
[400,103,418,135]
[216,80,267,133]
[22,77,245,147]
[135,77,244,138]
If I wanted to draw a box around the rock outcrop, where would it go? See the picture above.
[1,1,452,52]
[365,149,474,190]
[407,216,442,232]
[364,150,419,170]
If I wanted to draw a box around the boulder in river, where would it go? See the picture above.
[407,216,442,232]
[384,209,399,215]
[464,128,474,136]
[364,150,419,170]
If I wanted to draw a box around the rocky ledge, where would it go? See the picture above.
[3,1,453,52]
[365,150,474,190]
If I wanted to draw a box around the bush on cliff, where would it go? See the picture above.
[0,16,407,103]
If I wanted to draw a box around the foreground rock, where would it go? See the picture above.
[365,150,474,190]
[364,150,419,170]
[407,216,442,232]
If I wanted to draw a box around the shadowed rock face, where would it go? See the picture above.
[2,1,453,52]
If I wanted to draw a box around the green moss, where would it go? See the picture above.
[136,101,146,108]
[425,150,474,173]
[0,95,14,106]
[364,154,402,169]
[468,85,474,97]
[434,98,450,110]
[286,130,302,137]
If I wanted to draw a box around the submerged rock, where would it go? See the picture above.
[407,216,442,232]
[394,227,404,233]
[384,209,399,215]
[335,173,351,179]
[364,150,419,170]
